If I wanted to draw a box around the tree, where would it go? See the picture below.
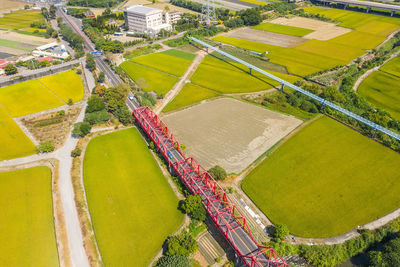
[86,53,96,71]
[72,122,91,137]
[208,165,227,181]
[167,232,198,256]
[98,71,105,83]
[181,194,206,221]
[274,224,289,240]
[41,7,49,20]
[164,5,170,12]
[368,251,384,266]
[36,141,55,153]
[24,5,30,9]
[155,255,190,267]
[68,98,73,105]
[49,5,57,19]
[84,110,110,125]
[71,147,82,157]
[240,8,261,26]
[4,64,17,75]
[86,95,105,113]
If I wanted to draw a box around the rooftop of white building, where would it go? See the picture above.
[124,5,161,15]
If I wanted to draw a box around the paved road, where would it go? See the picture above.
[58,8,123,86]
[318,0,400,13]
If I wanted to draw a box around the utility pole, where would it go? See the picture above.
[201,0,215,27]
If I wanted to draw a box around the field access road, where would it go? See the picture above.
[0,71,96,267]
[153,50,207,114]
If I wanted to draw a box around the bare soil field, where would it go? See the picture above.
[162,98,302,174]
[270,17,352,41]
[0,46,25,56]
[0,0,26,14]
[221,28,307,48]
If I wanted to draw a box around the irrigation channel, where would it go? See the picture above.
[133,106,288,267]
[188,37,400,142]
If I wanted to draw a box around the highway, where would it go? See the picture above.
[134,106,287,267]
[316,0,400,14]
[58,7,122,86]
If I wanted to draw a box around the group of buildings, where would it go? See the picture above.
[124,5,181,35]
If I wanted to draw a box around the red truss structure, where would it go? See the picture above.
[134,106,288,267]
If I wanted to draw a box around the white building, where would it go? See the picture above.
[124,5,172,35]
[164,11,181,24]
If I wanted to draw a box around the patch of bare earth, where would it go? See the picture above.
[20,106,82,149]
[270,17,352,41]
[0,0,26,13]
[221,27,307,48]
[161,98,302,174]
[0,30,53,45]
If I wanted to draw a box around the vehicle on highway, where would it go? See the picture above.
[129,95,134,101]
[167,151,173,160]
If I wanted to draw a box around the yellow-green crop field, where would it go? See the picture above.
[130,49,195,77]
[214,7,400,76]
[0,10,44,30]
[242,116,400,238]
[358,69,400,120]
[0,106,36,161]
[163,83,220,112]
[240,0,268,5]
[39,70,84,103]
[252,22,314,37]
[84,128,183,266]
[380,56,400,77]
[212,36,343,76]
[191,56,300,94]
[0,70,84,117]
[120,61,179,95]
[303,6,400,29]
[0,166,59,266]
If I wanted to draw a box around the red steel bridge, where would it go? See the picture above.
[133,106,288,267]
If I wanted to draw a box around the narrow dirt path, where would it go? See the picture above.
[353,51,400,91]
[153,50,207,114]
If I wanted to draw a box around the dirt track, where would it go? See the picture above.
[222,28,307,48]
[162,98,302,174]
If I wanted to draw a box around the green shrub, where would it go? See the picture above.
[84,110,110,125]
[181,194,206,221]
[166,232,198,256]
[71,147,82,157]
[155,255,190,267]
[57,110,65,116]
[34,118,63,127]
[208,165,227,180]
[86,95,105,113]
[36,141,55,153]
[72,122,91,137]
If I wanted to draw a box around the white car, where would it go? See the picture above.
[129,95,134,101]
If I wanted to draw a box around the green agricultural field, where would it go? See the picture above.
[0,10,44,30]
[191,56,300,94]
[0,166,59,266]
[213,36,345,76]
[252,22,314,37]
[303,6,400,29]
[242,116,400,238]
[131,49,195,77]
[358,70,400,120]
[0,70,84,117]
[380,56,400,77]
[163,83,220,112]
[120,61,179,95]
[296,39,364,62]
[39,70,84,103]
[328,30,384,50]
[0,79,64,117]
[84,128,183,266]
[0,106,36,160]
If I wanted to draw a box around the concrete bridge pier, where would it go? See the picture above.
[367,7,371,13]
[344,4,348,10]
[372,127,377,139]
[280,83,284,92]
[249,67,252,75]
[391,11,395,16]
